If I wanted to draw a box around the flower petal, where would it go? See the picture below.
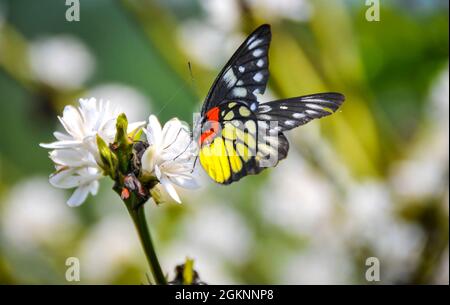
[53,131,72,141]
[154,164,162,180]
[89,180,100,196]
[49,149,96,167]
[128,121,146,135]
[67,184,90,207]
[49,168,80,189]
[141,146,156,174]
[60,105,84,139]
[146,115,162,146]
[171,175,200,189]
[40,140,83,149]
[160,177,181,203]
[161,118,182,148]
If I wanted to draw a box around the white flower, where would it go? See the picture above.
[29,35,95,89]
[40,98,144,206]
[141,115,199,203]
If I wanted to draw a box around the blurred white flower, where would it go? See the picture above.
[40,98,145,206]
[29,35,95,89]
[78,215,142,283]
[260,151,335,235]
[1,177,78,248]
[141,115,198,203]
[178,20,244,69]
[344,181,425,283]
[281,246,353,284]
[184,204,253,261]
[245,0,312,22]
[162,240,236,284]
[390,67,449,201]
[87,83,151,122]
[199,0,240,31]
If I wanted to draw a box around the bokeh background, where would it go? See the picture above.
[0,0,448,284]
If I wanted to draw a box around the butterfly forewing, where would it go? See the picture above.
[201,25,271,115]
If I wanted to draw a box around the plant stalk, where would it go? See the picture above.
[127,201,167,285]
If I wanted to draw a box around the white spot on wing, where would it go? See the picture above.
[232,87,247,97]
[250,103,257,111]
[306,109,319,116]
[302,98,328,103]
[256,59,264,67]
[306,103,324,110]
[293,113,306,119]
[247,35,256,45]
[223,69,237,88]
[258,114,271,121]
[258,121,269,129]
[248,39,263,50]
[252,49,263,57]
[280,105,288,110]
[236,80,244,86]
[238,66,245,73]
[253,72,263,82]
[259,104,271,113]
[285,120,295,126]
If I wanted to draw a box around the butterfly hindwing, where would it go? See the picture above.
[199,102,258,184]
[256,93,345,132]
[201,24,271,115]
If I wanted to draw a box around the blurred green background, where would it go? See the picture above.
[0,0,448,284]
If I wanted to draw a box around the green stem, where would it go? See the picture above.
[127,202,167,285]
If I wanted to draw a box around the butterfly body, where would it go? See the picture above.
[197,24,345,184]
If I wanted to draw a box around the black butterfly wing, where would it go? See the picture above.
[256,93,345,132]
[251,93,345,173]
[201,24,271,116]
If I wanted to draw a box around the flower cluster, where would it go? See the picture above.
[41,98,198,206]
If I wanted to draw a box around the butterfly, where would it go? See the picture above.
[196,24,345,184]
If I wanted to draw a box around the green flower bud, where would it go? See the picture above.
[96,134,118,179]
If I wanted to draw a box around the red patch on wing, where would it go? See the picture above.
[206,107,220,121]
[200,107,220,145]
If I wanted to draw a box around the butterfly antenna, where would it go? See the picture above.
[188,61,198,94]
[187,61,201,173]
[172,137,193,161]
[188,61,204,115]
[191,155,199,174]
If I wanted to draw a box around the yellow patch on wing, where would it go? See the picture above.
[199,145,216,181]
[223,111,234,121]
[224,139,242,173]
[239,106,251,117]
[213,137,231,183]
[222,123,237,140]
[244,120,256,133]
[236,142,251,161]
[200,138,232,183]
